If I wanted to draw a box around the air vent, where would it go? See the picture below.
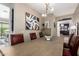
[59,18,72,21]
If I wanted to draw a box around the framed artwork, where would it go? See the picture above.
[25,12,39,30]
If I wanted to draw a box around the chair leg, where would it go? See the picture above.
[0,49,5,56]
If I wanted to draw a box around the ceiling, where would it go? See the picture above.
[25,3,78,17]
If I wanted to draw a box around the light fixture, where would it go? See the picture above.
[70,25,76,30]
[42,3,54,17]
[51,8,54,12]
[42,13,47,17]
[70,25,76,34]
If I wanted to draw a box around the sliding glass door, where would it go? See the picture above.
[0,4,10,46]
[0,21,9,41]
[0,23,1,39]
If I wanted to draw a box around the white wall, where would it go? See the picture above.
[73,4,79,35]
[73,4,79,22]
[14,4,42,42]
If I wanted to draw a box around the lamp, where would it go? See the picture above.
[70,25,76,30]
[70,25,76,34]
[42,3,54,17]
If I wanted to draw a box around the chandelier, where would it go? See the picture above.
[42,3,54,17]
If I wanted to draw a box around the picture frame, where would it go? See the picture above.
[25,12,39,30]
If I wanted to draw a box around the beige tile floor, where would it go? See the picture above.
[0,37,64,56]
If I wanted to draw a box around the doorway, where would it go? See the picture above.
[57,20,72,37]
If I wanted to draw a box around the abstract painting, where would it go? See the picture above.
[25,12,39,30]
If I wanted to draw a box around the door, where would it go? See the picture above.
[0,4,10,46]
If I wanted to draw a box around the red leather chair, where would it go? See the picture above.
[63,36,79,56]
[64,33,74,48]
[30,33,37,40]
[11,34,24,45]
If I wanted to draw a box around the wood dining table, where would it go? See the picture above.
[0,37,64,56]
